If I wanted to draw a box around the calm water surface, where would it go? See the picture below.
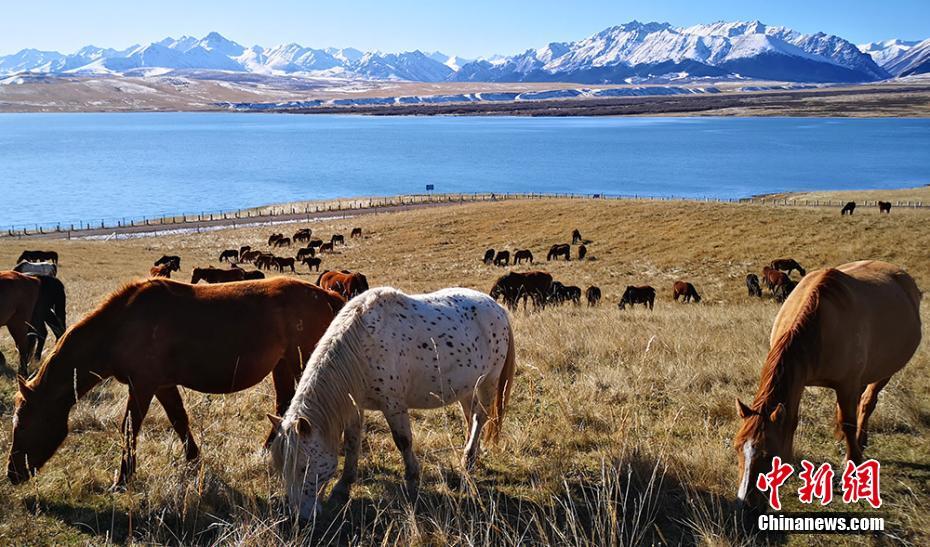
[1,113,928,227]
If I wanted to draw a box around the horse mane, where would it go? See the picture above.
[736,268,848,443]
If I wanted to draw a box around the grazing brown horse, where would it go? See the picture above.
[240,250,262,263]
[191,267,246,284]
[513,249,533,264]
[773,279,797,303]
[308,239,324,249]
[302,257,322,271]
[274,257,296,273]
[762,267,790,296]
[351,227,362,238]
[673,281,702,303]
[331,234,345,246]
[578,245,587,260]
[618,286,655,310]
[239,245,251,257]
[770,258,806,277]
[841,201,856,215]
[490,271,553,310]
[494,250,510,266]
[572,229,582,244]
[296,246,315,261]
[219,249,238,263]
[6,278,346,487]
[558,285,582,305]
[547,244,571,261]
[18,250,59,264]
[746,274,763,298]
[273,237,292,248]
[735,261,921,509]
[268,233,284,246]
[293,229,312,243]
[154,255,181,270]
[316,270,370,300]
[319,242,334,253]
[0,272,40,375]
[255,253,276,271]
[483,249,495,265]
[586,286,601,306]
[878,201,891,214]
[150,265,173,278]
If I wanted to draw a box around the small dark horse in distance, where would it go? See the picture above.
[586,286,601,306]
[296,247,315,261]
[619,286,655,310]
[191,267,246,284]
[578,245,587,260]
[513,249,533,264]
[770,258,806,277]
[293,229,312,243]
[490,271,553,311]
[547,244,571,261]
[268,233,284,246]
[302,257,322,271]
[672,281,701,303]
[331,234,345,246]
[351,227,362,238]
[273,237,292,248]
[154,255,181,271]
[746,274,763,298]
[841,201,856,215]
[572,229,582,244]
[18,251,59,265]
[219,249,238,263]
[494,250,510,266]
[878,201,892,214]
[483,249,495,265]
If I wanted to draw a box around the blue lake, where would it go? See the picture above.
[1,113,929,228]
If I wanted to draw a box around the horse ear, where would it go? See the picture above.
[735,398,754,419]
[297,417,312,435]
[266,414,284,430]
[769,403,786,424]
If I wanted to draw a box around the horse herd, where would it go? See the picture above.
[0,220,923,520]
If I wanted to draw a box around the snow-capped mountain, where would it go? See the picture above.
[454,21,890,83]
[883,38,930,77]
[858,39,919,69]
[1,23,919,83]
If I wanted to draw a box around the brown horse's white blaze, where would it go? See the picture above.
[7,278,344,487]
[735,260,921,508]
[269,287,516,520]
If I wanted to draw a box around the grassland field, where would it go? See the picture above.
[0,197,928,546]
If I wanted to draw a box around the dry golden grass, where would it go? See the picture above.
[0,198,928,545]
[766,185,930,205]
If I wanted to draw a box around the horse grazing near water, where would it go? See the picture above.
[0,272,67,375]
[513,249,533,264]
[770,258,806,277]
[841,201,856,215]
[269,287,515,519]
[672,281,701,303]
[490,271,552,311]
[219,249,239,263]
[618,286,655,310]
[734,261,921,509]
[316,270,369,300]
[494,250,510,266]
[547,244,571,261]
[878,201,892,214]
[746,274,763,298]
[483,249,495,265]
[13,261,57,278]
[18,250,59,265]
[191,267,246,284]
[154,255,181,271]
[586,286,601,306]
[6,278,345,487]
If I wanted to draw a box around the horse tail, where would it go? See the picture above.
[315,270,329,286]
[485,323,516,444]
[39,276,67,336]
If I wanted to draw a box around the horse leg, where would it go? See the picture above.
[8,319,33,376]
[115,384,155,488]
[331,410,363,502]
[462,381,495,471]
[856,378,890,451]
[155,386,200,462]
[29,318,48,363]
[266,359,298,448]
[835,386,865,464]
[459,398,474,442]
[384,409,420,497]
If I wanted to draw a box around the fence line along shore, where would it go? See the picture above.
[4,191,927,240]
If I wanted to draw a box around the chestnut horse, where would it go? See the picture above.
[191,267,246,284]
[672,281,701,303]
[618,286,655,310]
[316,270,370,300]
[762,266,790,296]
[7,278,345,487]
[0,272,66,375]
[770,258,806,277]
[735,261,921,509]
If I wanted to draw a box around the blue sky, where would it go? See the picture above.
[2,1,927,57]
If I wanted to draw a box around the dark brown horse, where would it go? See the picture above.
[331,234,345,246]
[273,237,292,248]
[191,267,246,284]
[296,246,315,261]
[240,250,262,263]
[878,201,891,214]
[6,278,345,487]
[494,250,510,266]
[273,257,296,273]
[547,244,571,261]
[513,249,533,264]
[490,271,552,311]
[773,279,797,303]
[219,249,238,263]
[770,258,806,277]
[578,245,587,260]
[672,281,702,303]
[241,269,265,280]
[308,239,324,249]
[483,249,495,265]
[558,285,582,305]
[572,229,582,244]
[746,274,763,298]
[18,250,59,264]
[255,253,276,271]
[351,227,362,238]
[302,256,322,271]
[316,270,370,299]
[586,286,601,306]
[154,255,181,270]
[293,228,312,243]
[239,245,251,257]
[841,201,856,215]
[618,286,655,310]
[268,233,284,246]
[319,242,334,253]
